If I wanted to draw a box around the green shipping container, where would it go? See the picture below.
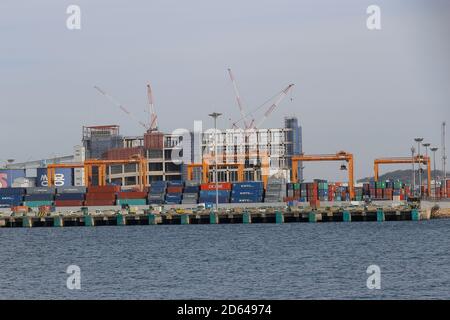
[24,201,54,207]
[376,182,386,189]
[116,199,147,206]
[293,183,300,190]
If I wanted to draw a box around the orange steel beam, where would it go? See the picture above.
[84,157,147,190]
[374,156,431,196]
[292,151,355,200]
[187,152,269,187]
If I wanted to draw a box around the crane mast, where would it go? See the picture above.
[147,84,158,132]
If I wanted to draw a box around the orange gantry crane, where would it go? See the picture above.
[47,156,148,191]
[291,151,355,200]
[373,156,431,196]
[187,152,270,187]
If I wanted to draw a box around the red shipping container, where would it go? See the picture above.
[86,193,116,200]
[84,200,116,206]
[117,192,148,199]
[446,180,450,188]
[200,183,232,191]
[88,186,120,193]
[55,200,84,207]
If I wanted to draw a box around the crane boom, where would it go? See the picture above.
[146,84,158,131]
[253,84,294,129]
[227,68,249,129]
[94,86,149,130]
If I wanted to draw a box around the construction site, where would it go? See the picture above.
[0,69,449,225]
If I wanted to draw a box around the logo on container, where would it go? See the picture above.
[40,173,65,187]
[0,173,7,188]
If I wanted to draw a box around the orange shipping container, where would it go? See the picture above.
[167,186,183,193]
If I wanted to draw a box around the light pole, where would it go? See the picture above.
[423,143,430,198]
[209,112,222,212]
[431,147,439,200]
[415,138,424,197]
[411,146,416,197]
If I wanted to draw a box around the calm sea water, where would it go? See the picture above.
[1,219,449,299]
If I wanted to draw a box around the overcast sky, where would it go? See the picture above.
[0,0,449,180]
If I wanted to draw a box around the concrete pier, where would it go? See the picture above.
[0,206,429,229]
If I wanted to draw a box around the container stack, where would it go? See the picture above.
[305,182,318,202]
[147,181,166,205]
[0,188,25,208]
[316,181,328,201]
[264,178,286,203]
[231,182,263,203]
[55,186,86,207]
[85,185,119,206]
[117,189,148,206]
[285,183,300,202]
[199,182,231,204]
[165,181,183,204]
[24,187,55,207]
[393,181,403,201]
[182,181,200,205]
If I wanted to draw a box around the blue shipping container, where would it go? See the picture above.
[36,168,73,187]
[0,169,26,188]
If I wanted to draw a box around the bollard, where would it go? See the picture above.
[243,212,252,224]
[376,209,385,222]
[181,214,190,225]
[343,210,351,222]
[53,216,64,227]
[84,215,95,227]
[411,209,420,221]
[209,212,219,224]
[275,211,284,224]
[22,216,33,228]
[116,213,126,226]
[308,212,317,223]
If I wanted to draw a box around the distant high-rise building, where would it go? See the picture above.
[284,116,303,182]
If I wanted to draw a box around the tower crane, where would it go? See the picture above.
[228,76,295,130]
[227,68,250,129]
[94,85,159,132]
